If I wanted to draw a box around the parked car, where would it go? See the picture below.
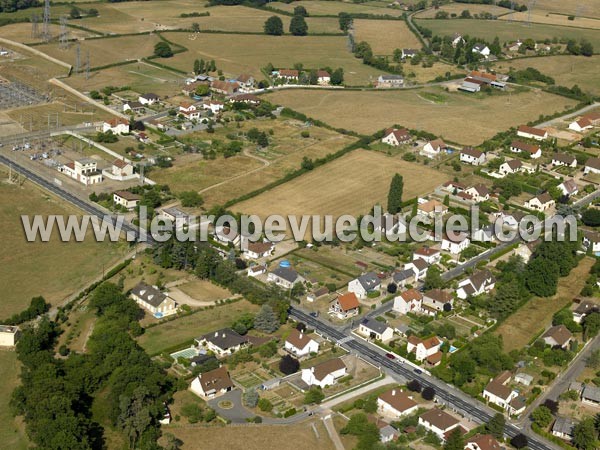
[385,353,396,360]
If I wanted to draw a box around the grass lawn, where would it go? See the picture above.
[0,352,28,450]
[165,419,336,450]
[35,34,162,69]
[498,10,600,29]
[525,0,600,19]
[493,55,600,96]
[136,299,260,355]
[159,32,381,85]
[0,22,96,44]
[233,149,460,221]
[415,18,600,49]
[265,87,577,144]
[495,256,595,352]
[177,279,232,302]
[0,177,128,318]
[353,19,421,55]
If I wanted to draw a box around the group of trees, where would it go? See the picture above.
[153,41,174,58]
[1,296,49,325]
[264,7,308,36]
[525,237,579,297]
[566,39,594,57]
[11,282,173,449]
[193,58,217,75]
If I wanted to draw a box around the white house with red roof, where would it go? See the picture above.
[460,147,486,165]
[510,140,542,158]
[179,102,201,120]
[569,117,593,132]
[393,289,423,315]
[301,358,347,388]
[413,246,441,265]
[517,125,547,141]
[284,329,319,357]
[419,409,461,441]
[465,434,504,450]
[407,335,442,362]
[113,190,141,209]
[317,70,331,85]
[203,99,224,114]
[377,388,418,419]
[329,292,360,319]
[382,128,411,146]
[421,139,446,158]
[441,232,470,254]
[103,117,129,134]
[464,184,490,203]
[524,193,554,211]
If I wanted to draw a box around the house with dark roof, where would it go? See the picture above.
[190,365,234,399]
[423,289,454,314]
[301,357,347,388]
[558,179,579,197]
[524,192,554,211]
[572,299,599,324]
[456,270,496,299]
[236,73,255,89]
[329,292,360,319]
[377,388,418,418]
[582,229,600,255]
[195,328,249,357]
[348,272,381,299]
[284,329,319,357]
[210,80,240,95]
[113,190,141,209]
[460,147,486,165]
[418,409,461,440]
[552,153,577,168]
[376,74,404,88]
[464,184,490,203]
[392,268,415,288]
[401,48,418,58]
[542,325,572,349]
[357,318,394,343]
[130,282,177,316]
[584,157,600,175]
[499,159,523,176]
[138,93,159,105]
[267,266,302,289]
[552,417,577,441]
[382,128,411,146]
[582,384,600,405]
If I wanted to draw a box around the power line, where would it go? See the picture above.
[75,42,81,74]
[42,0,51,42]
[59,16,69,49]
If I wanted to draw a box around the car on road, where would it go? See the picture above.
[309,312,319,317]
[385,353,396,360]
[413,368,422,374]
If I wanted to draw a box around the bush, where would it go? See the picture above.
[257,398,273,412]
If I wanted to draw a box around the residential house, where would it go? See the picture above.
[417,199,448,219]
[542,325,572,349]
[382,128,411,146]
[418,409,460,440]
[113,190,141,209]
[329,292,360,319]
[581,385,600,406]
[459,78,483,93]
[301,358,347,388]
[236,73,255,90]
[524,193,555,211]
[452,33,465,47]
[123,101,144,113]
[584,157,600,175]
[573,299,599,324]
[460,147,486,165]
[483,371,518,411]
[267,267,301,289]
[517,125,548,141]
[130,282,177,316]
[401,48,418,58]
[373,212,407,239]
[442,180,466,194]
[441,232,470,254]
[284,329,319,357]
[110,158,134,177]
[552,417,577,441]
[407,335,442,362]
[58,158,103,186]
[377,422,400,443]
[413,246,441,265]
[377,389,418,419]
[179,102,201,120]
[391,269,415,289]
[277,69,299,81]
[0,325,19,346]
[404,258,429,281]
[472,225,494,243]
[195,328,249,357]
[423,289,454,313]
[103,117,130,134]
[242,241,274,259]
[465,434,504,450]
[358,318,394,343]
[510,140,542,158]
[465,184,490,203]
[468,71,502,87]
[138,93,159,106]
[190,366,234,399]
[210,80,240,95]
[317,70,331,85]
[472,44,491,57]
[160,207,190,226]
[229,93,261,105]
[499,159,522,176]
[457,270,496,299]
[214,225,246,246]
[569,118,593,132]
[514,373,533,386]
[203,99,224,114]
[247,264,267,278]
[376,74,404,88]
[421,139,447,158]
[182,80,209,96]
[558,179,578,197]
[582,229,600,254]
[393,289,423,315]
[348,272,381,299]
[551,153,577,168]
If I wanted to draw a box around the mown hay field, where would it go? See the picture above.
[268,0,406,16]
[265,87,577,144]
[498,11,600,29]
[353,19,421,55]
[493,55,600,96]
[414,3,512,19]
[0,352,28,450]
[233,149,444,219]
[160,32,381,85]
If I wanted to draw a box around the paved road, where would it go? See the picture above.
[537,102,600,128]
[290,307,561,450]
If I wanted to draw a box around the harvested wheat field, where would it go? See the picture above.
[233,149,443,219]
[415,3,512,19]
[266,87,577,145]
[353,19,421,55]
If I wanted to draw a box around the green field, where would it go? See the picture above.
[0,178,127,318]
[136,300,260,355]
[0,352,28,449]
[415,18,600,48]
[159,32,381,85]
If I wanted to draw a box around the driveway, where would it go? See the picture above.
[207,389,254,423]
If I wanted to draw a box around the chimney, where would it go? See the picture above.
[392,390,396,396]
[299,332,303,339]
[214,332,218,337]
[311,367,315,373]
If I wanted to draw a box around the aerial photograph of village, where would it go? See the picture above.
[0,0,600,448]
